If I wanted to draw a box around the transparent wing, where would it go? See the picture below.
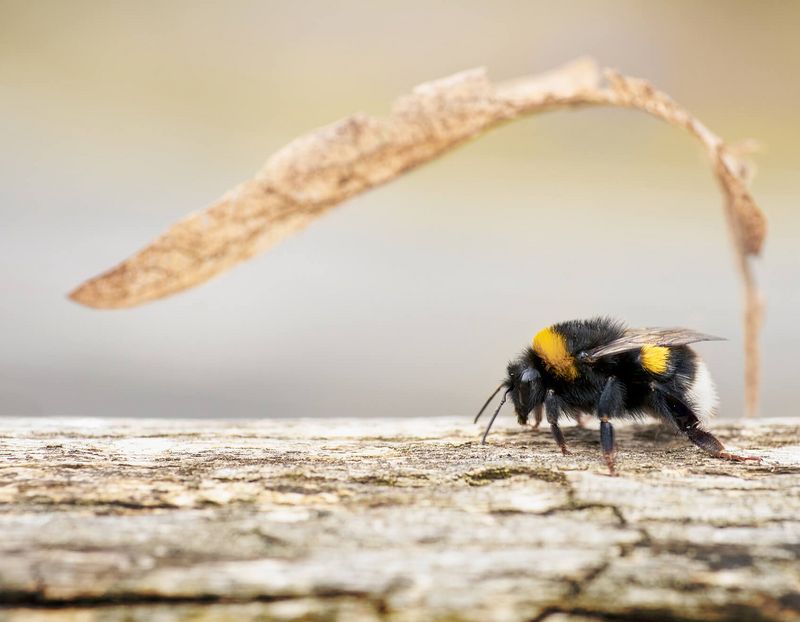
[583,327,725,362]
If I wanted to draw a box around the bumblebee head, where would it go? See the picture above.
[506,359,543,425]
[474,356,544,444]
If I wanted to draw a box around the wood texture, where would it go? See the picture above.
[0,416,797,621]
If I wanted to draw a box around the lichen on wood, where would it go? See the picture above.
[0,416,797,621]
[68,57,767,416]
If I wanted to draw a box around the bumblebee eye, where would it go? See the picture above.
[520,368,539,383]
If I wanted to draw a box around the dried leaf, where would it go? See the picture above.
[69,57,767,416]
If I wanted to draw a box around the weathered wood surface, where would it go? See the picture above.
[0,416,798,622]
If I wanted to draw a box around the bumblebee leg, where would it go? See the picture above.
[532,404,543,429]
[599,418,616,474]
[654,387,762,464]
[576,413,587,429]
[685,426,762,463]
[597,376,624,475]
[545,390,571,455]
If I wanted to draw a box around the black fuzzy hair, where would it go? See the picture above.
[549,316,626,354]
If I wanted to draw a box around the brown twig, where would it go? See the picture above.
[69,57,766,416]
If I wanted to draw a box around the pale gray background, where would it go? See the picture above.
[1,1,798,418]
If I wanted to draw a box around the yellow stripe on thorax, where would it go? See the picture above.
[641,345,670,374]
[532,327,578,380]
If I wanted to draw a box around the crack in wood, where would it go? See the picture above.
[0,416,797,621]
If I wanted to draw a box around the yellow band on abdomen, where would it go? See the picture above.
[641,345,670,374]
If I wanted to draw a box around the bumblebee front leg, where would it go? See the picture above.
[544,390,571,455]
[597,376,624,475]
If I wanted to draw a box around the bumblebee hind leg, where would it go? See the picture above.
[651,384,761,463]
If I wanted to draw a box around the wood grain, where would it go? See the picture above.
[0,416,797,621]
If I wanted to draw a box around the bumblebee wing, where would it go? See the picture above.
[583,327,725,361]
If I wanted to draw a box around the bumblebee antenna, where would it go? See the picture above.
[474,383,505,424]
[481,389,510,444]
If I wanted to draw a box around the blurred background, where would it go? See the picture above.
[1,0,797,419]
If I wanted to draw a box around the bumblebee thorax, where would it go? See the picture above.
[532,326,578,380]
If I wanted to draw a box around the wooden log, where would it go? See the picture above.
[0,417,798,621]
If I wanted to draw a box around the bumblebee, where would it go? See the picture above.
[474,317,761,474]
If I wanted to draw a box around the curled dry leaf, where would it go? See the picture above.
[69,57,766,416]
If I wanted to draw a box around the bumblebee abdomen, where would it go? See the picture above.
[640,345,670,375]
[686,356,719,419]
[640,345,719,420]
